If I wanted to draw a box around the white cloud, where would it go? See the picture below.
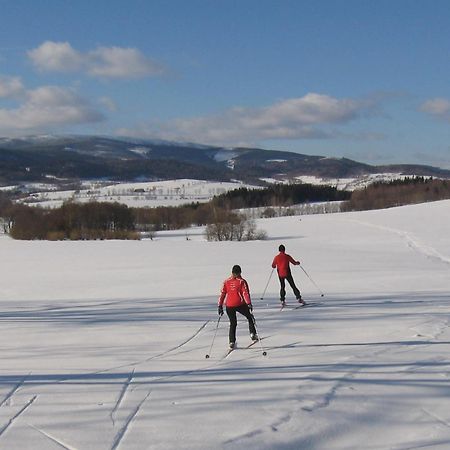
[28,41,84,72]
[0,76,26,99]
[87,46,165,79]
[118,93,378,145]
[28,41,166,79]
[420,98,450,121]
[0,85,104,133]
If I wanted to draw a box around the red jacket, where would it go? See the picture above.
[218,275,251,308]
[272,252,300,277]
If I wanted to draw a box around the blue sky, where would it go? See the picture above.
[1,0,449,167]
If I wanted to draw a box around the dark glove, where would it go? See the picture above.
[218,305,224,316]
[248,304,253,312]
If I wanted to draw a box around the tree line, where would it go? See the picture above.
[341,177,450,211]
[0,194,261,241]
[212,183,350,209]
[0,198,137,240]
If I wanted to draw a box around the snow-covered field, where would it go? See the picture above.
[0,200,449,449]
[18,179,260,208]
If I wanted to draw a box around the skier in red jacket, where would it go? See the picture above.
[272,244,305,306]
[218,265,257,349]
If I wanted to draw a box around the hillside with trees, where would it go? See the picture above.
[212,183,350,209]
[2,135,450,186]
[342,177,450,211]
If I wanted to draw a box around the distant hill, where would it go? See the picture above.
[1,135,450,186]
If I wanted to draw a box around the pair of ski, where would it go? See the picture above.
[280,301,322,311]
[225,337,267,357]
[280,301,306,311]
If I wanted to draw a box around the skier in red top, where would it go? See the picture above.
[272,244,305,306]
[218,265,257,349]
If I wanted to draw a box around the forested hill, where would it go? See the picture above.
[1,135,450,185]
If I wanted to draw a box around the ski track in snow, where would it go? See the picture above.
[346,218,450,266]
[92,319,210,376]
[37,318,212,386]
[20,299,127,315]
[0,395,37,438]
[2,304,449,449]
[28,423,78,450]
[300,363,361,414]
[223,412,292,444]
[0,373,30,407]
[410,317,449,341]
[421,408,450,430]
[222,355,363,444]
[223,428,264,445]
[5,299,448,449]
[160,299,436,446]
[270,413,292,432]
[252,341,419,442]
[301,377,348,412]
[110,368,135,425]
[110,391,151,450]
[145,319,210,360]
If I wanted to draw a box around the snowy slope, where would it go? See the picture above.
[0,201,449,449]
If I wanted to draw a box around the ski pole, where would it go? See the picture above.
[260,268,275,300]
[205,315,222,359]
[251,313,267,356]
[299,265,325,297]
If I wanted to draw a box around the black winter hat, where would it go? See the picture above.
[232,265,242,275]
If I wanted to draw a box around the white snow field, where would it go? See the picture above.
[0,200,449,450]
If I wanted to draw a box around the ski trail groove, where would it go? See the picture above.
[301,346,391,413]
[222,413,291,444]
[143,319,210,361]
[345,219,450,266]
[0,373,30,407]
[409,317,449,342]
[28,424,78,450]
[421,408,450,429]
[110,369,135,425]
[111,391,151,450]
[93,320,210,376]
[0,395,37,438]
[270,414,292,431]
[224,428,264,445]
[301,375,352,412]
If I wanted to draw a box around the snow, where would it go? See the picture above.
[18,179,261,209]
[128,147,150,156]
[0,200,449,449]
[0,186,18,192]
[213,150,239,162]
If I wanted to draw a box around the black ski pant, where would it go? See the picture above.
[279,272,301,301]
[226,304,256,343]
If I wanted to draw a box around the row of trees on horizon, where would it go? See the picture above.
[341,177,450,211]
